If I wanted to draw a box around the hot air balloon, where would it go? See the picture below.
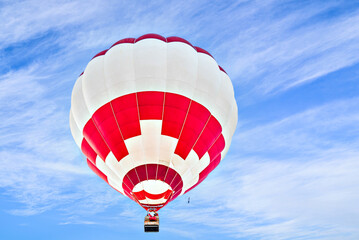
[69,34,237,232]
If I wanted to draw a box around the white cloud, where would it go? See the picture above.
[0,0,105,48]
[212,2,359,100]
[0,63,122,217]
[235,97,359,157]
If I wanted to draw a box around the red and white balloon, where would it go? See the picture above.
[69,34,237,211]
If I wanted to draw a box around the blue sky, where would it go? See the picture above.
[1,0,359,239]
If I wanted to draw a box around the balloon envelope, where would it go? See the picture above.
[70,34,237,211]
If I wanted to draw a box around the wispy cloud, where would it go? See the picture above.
[0,63,121,217]
[208,1,359,100]
[0,0,104,48]
[235,97,359,157]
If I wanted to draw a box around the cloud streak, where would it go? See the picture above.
[217,2,359,101]
[0,63,121,218]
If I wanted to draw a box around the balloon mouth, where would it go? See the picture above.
[132,180,174,211]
